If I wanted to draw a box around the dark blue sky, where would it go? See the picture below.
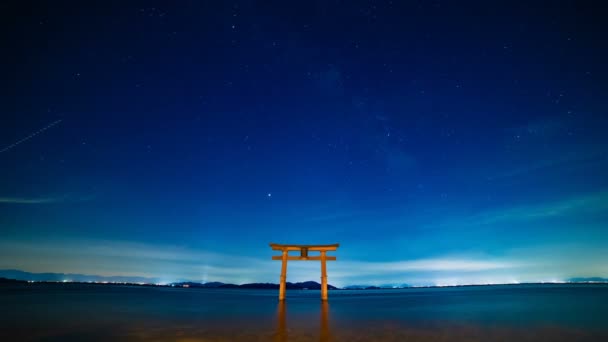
[1,1,607,286]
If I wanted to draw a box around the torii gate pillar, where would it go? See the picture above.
[270,243,339,301]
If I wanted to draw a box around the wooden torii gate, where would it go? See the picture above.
[270,243,339,301]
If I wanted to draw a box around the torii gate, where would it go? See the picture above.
[270,243,339,301]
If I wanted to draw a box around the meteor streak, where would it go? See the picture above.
[0,119,62,153]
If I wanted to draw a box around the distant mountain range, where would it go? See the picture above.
[2,269,607,288]
[173,280,338,290]
[0,277,26,284]
[0,269,162,284]
[0,270,337,289]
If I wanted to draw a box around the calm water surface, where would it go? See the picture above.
[1,283,607,341]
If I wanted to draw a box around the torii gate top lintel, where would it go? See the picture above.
[270,243,339,301]
[269,243,339,251]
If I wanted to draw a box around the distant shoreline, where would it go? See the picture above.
[2,277,607,290]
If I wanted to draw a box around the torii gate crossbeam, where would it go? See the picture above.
[270,243,339,301]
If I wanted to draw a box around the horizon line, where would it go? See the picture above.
[2,268,607,289]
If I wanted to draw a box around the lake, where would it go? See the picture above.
[1,283,607,341]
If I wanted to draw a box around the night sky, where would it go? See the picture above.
[1,1,607,287]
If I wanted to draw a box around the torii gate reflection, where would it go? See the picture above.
[269,243,339,301]
[275,301,332,342]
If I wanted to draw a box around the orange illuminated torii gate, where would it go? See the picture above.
[270,243,339,301]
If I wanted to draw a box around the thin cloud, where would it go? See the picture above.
[327,258,518,278]
[0,193,97,204]
[486,149,606,181]
[0,197,64,204]
[470,191,608,226]
[422,191,608,231]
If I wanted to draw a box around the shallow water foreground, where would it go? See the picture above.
[1,283,607,341]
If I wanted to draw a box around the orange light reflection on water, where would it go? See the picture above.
[275,300,332,342]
